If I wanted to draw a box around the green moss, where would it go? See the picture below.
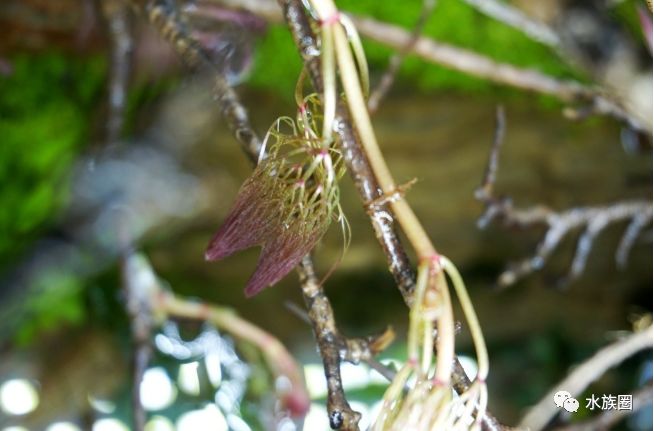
[0,53,105,266]
[249,24,304,98]
[249,0,579,100]
[14,272,86,346]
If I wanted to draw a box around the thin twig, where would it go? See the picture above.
[122,251,310,416]
[476,108,653,287]
[350,14,645,132]
[297,257,359,430]
[285,300,399,383]
[295,258,395,430]
[121,249,154,431]
[520,326,653,431]
[475,105,505,203]
[128,2,327,420]
[160,294,310,415]
[102,0,133,144]
[209,0,646,131]
[367,0,436,113]
[134,0,262,161]
[459,0,559,47]
[101,2,143,426]
[357,13,648,133]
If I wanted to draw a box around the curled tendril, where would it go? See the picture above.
[206,94,348,297]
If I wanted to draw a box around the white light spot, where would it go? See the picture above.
[275,375,292,393]
[92,418,129,431]
[205,351,222,387]
[46,422,82,431]
[177,404,228,431]
[340,363,371,391]
[178,362,201,396]
[88,396,116,414]
[0,379,39,415]
[226,414,251,431]
[145,416,175,431]
[154,334,174,355]
[3,427,29,431]
[349,402,371,430]
[369,400,384,426]
[303,403,330,431]
[278,417,296,431]
[457,356,479,381]
[303,364,327,399]
[140,367,177,411]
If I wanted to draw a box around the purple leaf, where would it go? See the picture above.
[205,177,274,261]
[244,228,321,297]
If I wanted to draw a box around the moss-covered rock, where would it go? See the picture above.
[0,53,105,266]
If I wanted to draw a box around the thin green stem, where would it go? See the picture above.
[441,256,489,380]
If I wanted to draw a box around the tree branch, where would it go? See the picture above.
[297,257,360,430]
[208,0,647,131]
[350,14,646,132]
[459,0,559,47]
[120,248,153,431]
[101,0,133,144]
[101,2,144,427]
[520,326,653,431]
[477,107,652,287]
[122,251,310,417]
[279,2,509,430]
[367,0,436,113]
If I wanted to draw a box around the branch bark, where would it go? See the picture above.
[279,2,508,430]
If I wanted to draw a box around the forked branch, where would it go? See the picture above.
[297,257,395,430]
[122,251,310,417]
[477,107,652,287]
[279,1,502,430]
[130,4,400,429]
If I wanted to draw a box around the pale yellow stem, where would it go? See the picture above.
[160,292,306,392]
[441,256,489,380]
[433,270,455,384]
[313,0,456,387]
